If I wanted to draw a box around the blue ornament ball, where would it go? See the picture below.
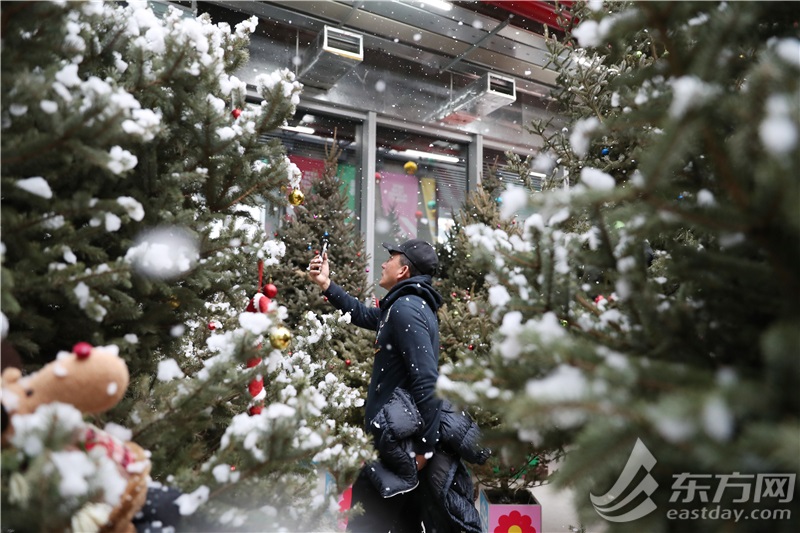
[601,148,610,156]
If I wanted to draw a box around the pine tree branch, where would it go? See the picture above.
[575,293,603,317]
[702,127,749,212]
[147,49,188,90]
[221,180,269,211]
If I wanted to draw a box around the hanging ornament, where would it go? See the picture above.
[426,200,436,210]
[248,405,263,416]
[248,377,264,397]
[168,296,180,309]
[468,344,474,351]
[374,172,382,183]
[600,147,610,156]
[495,197,503,204]
[232,108,242,119]
[269,326,292,350]
[415,210,423,219]
[264,283,278,298]
[288,188,305,206]
[404,161,418,175]
[257,295,271,313]
[73,342,93,359]
[345,359,352,366]
[208,321,219,331]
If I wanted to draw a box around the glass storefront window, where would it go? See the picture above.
[260,112,360,234]
[373,126,468,294]
[482,146,543,191]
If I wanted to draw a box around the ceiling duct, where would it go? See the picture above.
[298,26,364,90]
[434,72,516,126]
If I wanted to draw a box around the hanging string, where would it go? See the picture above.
[257,259,264,293]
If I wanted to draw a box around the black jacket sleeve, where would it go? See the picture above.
[322,281,380,331]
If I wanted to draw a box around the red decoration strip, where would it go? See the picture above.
[482,0,576,30]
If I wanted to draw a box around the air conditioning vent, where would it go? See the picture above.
[298,26,364,90]
[325,28,362,56]
[488,74,515,97]
[433,73,516,125]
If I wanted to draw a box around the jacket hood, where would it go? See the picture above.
[380,275,443,312]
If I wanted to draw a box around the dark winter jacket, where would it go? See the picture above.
[323,275,444,455]
[427,400,492,533]
[364,386,425,498]
[366,388,491,532]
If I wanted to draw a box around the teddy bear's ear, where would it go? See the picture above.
[1,367,22,384]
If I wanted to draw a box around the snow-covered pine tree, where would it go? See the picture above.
[269,133,375,423]
[0,0,297,376]
[445,1,799,531]
[273,132,372,328]
[1,2,372,531]
[436,163,557,493]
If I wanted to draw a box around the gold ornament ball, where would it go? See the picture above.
[288,188,305,206]
[269,326,292,350]
[404,161,418,175]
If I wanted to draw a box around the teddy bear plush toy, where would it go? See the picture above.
[1,342,151,533]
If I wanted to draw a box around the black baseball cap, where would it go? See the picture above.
[382,238,439,276]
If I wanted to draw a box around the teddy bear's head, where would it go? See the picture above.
[0,343,152,533]
[1,342,129,438]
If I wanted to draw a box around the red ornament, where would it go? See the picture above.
[208,321,217,331]
[246,298,257,313]
[258,295,271,313]
[248,405,263,416]
[246,357,262,369]
[73,342,92,359]
[345,359,352,366]
[232,108,242,119]
[594,294,606,304]
[374,172,382,183]
[263,283,278,298]
[468,344,474,351]
[248,377,264,397]
[415,210,423,219]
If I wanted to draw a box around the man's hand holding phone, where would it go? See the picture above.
[308,242,331,291]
